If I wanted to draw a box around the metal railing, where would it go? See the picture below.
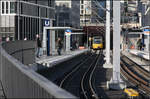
[0,41,76,98]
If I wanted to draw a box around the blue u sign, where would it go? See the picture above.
[45,19,50,27]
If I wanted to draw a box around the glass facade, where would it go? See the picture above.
[6,2,8,14]
[0,0,55,41]
[2,2,4,14]
[1,1,16,14]
[10,2,16,13]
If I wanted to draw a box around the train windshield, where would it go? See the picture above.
[94,39,101,44]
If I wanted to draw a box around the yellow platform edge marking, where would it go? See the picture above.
[124,88,139,97]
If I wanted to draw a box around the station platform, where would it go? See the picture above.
[128,49,150,60]
[35,49,88,68]
[122,50,150,71]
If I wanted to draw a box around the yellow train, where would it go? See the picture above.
[92,36,103,50]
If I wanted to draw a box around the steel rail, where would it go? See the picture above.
[59,52,95,88]
[89,51,102,99]
[121,57,150,96]
[121,55,150,79]
[81,51,100,99]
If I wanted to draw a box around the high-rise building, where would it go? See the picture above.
[140,0,150,26]
[80,0,92,26]
[55,0,80,28]
[80,0,106,27]
[0,0,55,41]
[121,0,140,28]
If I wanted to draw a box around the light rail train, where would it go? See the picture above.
[92,36,103,50]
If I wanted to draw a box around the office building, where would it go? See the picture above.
[0,0,55,41]
[121,0,140,28]
[80,0,92,26]
[140,0,150,26]
[55,0,80,28]
[80,0,106,26]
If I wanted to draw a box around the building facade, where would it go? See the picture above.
[0,0,55,41]
[80,0,106,27]
[121,0,140,28]
[55,0,80,28]
[80,0,92,26]
[140,0,150,26]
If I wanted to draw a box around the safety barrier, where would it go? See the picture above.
[0,41,76,98]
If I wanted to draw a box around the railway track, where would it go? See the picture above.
[121,55,150,96]
[80,50,102,99]
[121,56,150,80]
[58,52,95,88]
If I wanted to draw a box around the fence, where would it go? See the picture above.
[0,41,76,98]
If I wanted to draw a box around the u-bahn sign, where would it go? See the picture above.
[65,29,72,36]
[44,19,50,27]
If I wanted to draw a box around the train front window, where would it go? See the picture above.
[94,39,101,44]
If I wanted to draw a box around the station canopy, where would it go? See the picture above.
[83,26,113,36]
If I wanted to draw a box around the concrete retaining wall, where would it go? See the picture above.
[0,41,76,98]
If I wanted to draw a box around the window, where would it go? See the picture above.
[1,1,16,14]
[48,0,52,7]
[81,5,84,9]
[81,0,83,4]
[2,2,5,14]
[81,10,84,14]
[6,2,8,14]
[10,2,16,13]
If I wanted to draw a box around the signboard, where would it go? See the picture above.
[44,19,50,27]
[144,29,150,35]
[65,29,72,36]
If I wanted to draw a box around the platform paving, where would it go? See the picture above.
[128,49,150,60]
[122,50,150,71]
[36,49,88,68]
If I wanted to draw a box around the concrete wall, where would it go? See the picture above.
[0,41,76,98]
[2,41,35,65]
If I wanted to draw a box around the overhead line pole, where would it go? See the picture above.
[106,0,110,64]
[103,0,112,68]
[108,1,126,90]
[113,1,121,84]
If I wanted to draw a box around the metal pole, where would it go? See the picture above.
[42,27,47,55]
[106,0,110,64]
[85,7,88,48]
[0,44,2,81]
[113,1,121,83]
[39,7,41,35]
[18,0,20,40]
